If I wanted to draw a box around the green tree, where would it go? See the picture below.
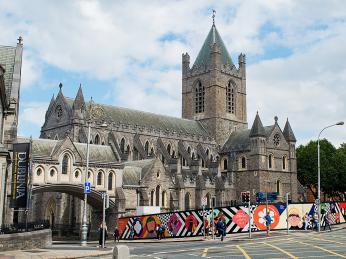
[334,143,346,199]
[297,139,337,198]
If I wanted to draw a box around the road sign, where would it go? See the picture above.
[84,182,91,193]
[267,192,278,201]
[256,192,278,203]
[201,197,207,206]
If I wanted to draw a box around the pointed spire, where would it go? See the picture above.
[72,83,85,110]
[193,23,233,68]
[283,118,296,142]
[47,94,55,110]
[250,112,266,137]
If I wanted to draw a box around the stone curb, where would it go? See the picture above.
[52,251,113,259]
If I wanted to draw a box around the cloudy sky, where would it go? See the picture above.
[1,0,345,146]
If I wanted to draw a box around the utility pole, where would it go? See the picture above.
[102,192,109,248]
[248,197,251,239]
[286,192,290,235]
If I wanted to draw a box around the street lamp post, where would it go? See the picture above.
[81,121,91,246]
[317,121,344,232]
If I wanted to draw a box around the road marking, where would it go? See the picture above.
[264,242,298,259]
[202,248,208,257]
[311,237,345,245]
[236,245,251,259]
[297,241,346,258]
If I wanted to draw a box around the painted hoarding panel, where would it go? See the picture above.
[118,202,346,239]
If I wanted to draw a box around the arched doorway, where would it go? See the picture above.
[155,185,161,206]
[185,193,191,210]
[45,197,56,228]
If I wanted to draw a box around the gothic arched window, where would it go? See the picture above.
[94,134,100,145]
[97,171,103,186]
[195,81,205,113]
[62,154,70,174]
[155,185,161,206]
[185,193,191,210]
[167,144,171,155]
[241,157,246,169]
[226,81,236,114]
[223,159,228,170]
[187,146,191,154]
[120,138,125,153]
[282,156,287,170]
[150,190,155,206]
[269,154,273,169]
[145,141,149,156]
[108,172,113,190]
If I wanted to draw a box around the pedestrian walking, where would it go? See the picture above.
[216,218,226,241]
[303,213,310,230]
[323,213,332,231]
[264,212,272,237]
[156,224,161,240]
[204,218,209,236]
[160,225,166,240]
[113,226,120,242]
[98,223,108,247]
[312,213,319,230]
[130,226,135,239]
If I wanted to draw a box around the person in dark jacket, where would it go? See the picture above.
[113,227,120,242]
[216,219,226,241]
[323,213,332,231]
[98,223,108,247]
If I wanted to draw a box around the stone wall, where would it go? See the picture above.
[0,229,52,251]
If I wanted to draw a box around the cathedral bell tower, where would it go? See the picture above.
[182,15,247,145]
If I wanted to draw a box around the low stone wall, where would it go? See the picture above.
[0,229,52,251]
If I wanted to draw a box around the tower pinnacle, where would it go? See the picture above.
[212,10,216,26]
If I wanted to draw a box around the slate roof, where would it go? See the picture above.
[222,125,274,152]
[283,119,296,142]
[17,137,116,162]
[122,159,155,185]
[193,25,234,68]
[249,113,266,137]
[0,46,16,98]
[64,97,211,138]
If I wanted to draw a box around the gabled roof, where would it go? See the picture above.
[0,46,16,98]
[283,119,296,142]
[17,137,116,162]
[64,97,211,138]
[193,25,234,68]
[122,159,156,185]
[222,125,274,152]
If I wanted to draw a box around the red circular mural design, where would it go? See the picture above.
[253,205,280,230]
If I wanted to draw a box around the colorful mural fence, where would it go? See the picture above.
[118,202,346,239]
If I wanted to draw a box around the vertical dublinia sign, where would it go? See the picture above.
[10,143,30,209]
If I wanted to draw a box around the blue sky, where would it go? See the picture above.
[1,0,346,146]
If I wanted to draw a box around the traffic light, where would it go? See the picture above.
[241,191,250,203]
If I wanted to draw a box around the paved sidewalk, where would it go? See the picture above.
[0,225,344,259]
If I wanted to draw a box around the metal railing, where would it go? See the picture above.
[0,220,50,235]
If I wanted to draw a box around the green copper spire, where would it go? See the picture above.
[193,24,234,68]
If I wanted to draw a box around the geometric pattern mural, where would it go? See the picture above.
[118,202,346,239]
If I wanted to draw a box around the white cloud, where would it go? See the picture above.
[20,101,48,127]
[1,0,346,145]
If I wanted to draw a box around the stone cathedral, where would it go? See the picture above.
[1,22,300,235]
